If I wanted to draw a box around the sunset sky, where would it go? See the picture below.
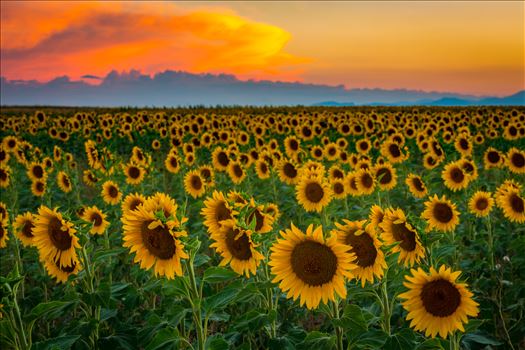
[1,1,523,96]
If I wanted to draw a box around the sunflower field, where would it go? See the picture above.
[0,106,524,350]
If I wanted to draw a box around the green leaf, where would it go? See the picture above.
[94,247,126,263]
[203,266,238,284]
[334,304,367,340]
[353,329,388,348]
[204,281,242,313]
[32,335,80,350]
[384,329,416,350]
[144,327,180,350]
[233,309,275,332]
[461,333,502,346]
[268,337,295,350]
[300,331,336,349]
[206,335,230,350]
[26,300,76,323]
[100,308,117,321]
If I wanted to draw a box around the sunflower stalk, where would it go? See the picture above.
[4,281,29,350]
[332,298,344,350]
[185,245,206,350]
[80,241,100,347]
[380,277,392,335]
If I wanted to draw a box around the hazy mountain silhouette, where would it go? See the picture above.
[1,70,523,106]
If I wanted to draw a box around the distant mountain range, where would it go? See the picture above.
[1,70,523,107]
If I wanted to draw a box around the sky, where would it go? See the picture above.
[1,1,524,96]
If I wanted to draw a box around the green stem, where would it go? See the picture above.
[486,215,494,271]
[380,278,391,335]
[5,282,29,349]
[332,299,344,350]
[80,242,100,347]
[186,257,205,350]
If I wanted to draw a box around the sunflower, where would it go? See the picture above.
[228,161,246,184]
[380,140,408,163]
[468,191,494,217]
[0,146,10,166]
[442,162,469,192]
[124,163,145,185]
[496,187,525,223]
[355,169,375,195]
[334,220,386,287]
[454,136,472,157]
[277,159,299,185]
[264,203,281,222]
[399,265,479,338]
[245,199,274,234]
[14,212,35,247]
[43,255,82,283]
[331,178,347,199]
[421,195,460,233]
[101,180,122,205]
[121,194,188,279]
[269,223,356,309]
[356,139,371,155]
[199,165,215,186]
[406,174,428,198]
[255,159,271,179]
[284,136,301,157]
[3,136,18,152]
[201,191,236,235]
[81,206,110,235]
[345,171,360,196]
[165,153,181,174]
[212,147,230,171]
[0,165,10,188]
[31,179,46,197]
[122,193,147,214]
[33,206,80,268]
[296,175,332,212]
[0,219,8,248]
[57,171,72,193]
[368,205,385,233]
[184,170,206,198]
[310,146,324,160]
[27,162,46,181]
[209,220,264,277]
[374,163,397,191]
[483,147,504,169]
[82,169,98,187]
[380,208,425,266]
[507,148,525,174]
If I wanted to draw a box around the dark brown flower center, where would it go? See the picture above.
[459,138,469,150]
[475,198,489,210]
[510,194,524,213]
[215,201,232,224]
[23,220,34,238]
[108,185,118,198]
[345,230,377,267]
[32,165,44,179]
[91,212,103,227]
[247,209,265,231]
[291,240,338,286]
[412,177,424,192]
[433,203,454,223]
[225,227,252,261]
[361,173,374,188]
[283,163,297,178]
[289,139,299,151]
[169,156,178,168]
[333,182,345,195]
[128,166,141,179]
[191,175,202,190]
[389,144,401,158]
[129,199,143,211]
[305,182,324,203]
[421,279,461,317]
[141,220,176,259]
[259,162,268,174]
[332,169,344,179]
[233,164,243,178]
[48,217,72,250]
[377,168,392,185]
[36,181,45,192]
[511,152,525,168]
[391,222,417,251]
[449,167,465,183]
[487,151,500,163]
[0,169,7,181]
[58,260,77,273]
[62,175,70,188]
[218,151,229,167]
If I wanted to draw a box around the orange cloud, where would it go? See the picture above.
[0,2,307,82]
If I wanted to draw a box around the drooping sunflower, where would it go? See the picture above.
[334,220,386,287]
[507,148,525,174]
[165,152,181,174]
[201,191,236,235]
[101,180,122,205]
[442,162,469,192]
[122,193,147,214]
[56,171,72,193]
[43,255,82,283]
[380,208,425,266]
[82,169,98,187]
[0,219,8,248]
[496,187,525,223]
[255,159,271,179]
[468,191,494,217]
[228,161,246,184]
[124,163,146,185]
[81,206,110,235]
[405,174,428,198]
[31,179,46,197]
[14,212,35,247]
[184,170,206,198]
[32,206,80,268]
[209,220,264,277]
[399,265,479,338]
[0,165,10,188]
[269,223,356,309]
[245,199,274,234]
[264,203,281,222]
[121,194,188,279]
[368,204,385,234]
[345,171,360,197]
[296,175,332,212]
[421,195,460,233]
